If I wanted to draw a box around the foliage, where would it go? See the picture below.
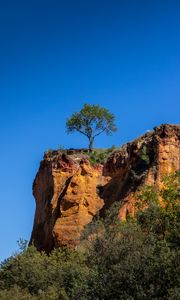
[66,104,117,151]
[140,144,150,164]
[87,225,179,299]
[0,246,95,299]
[161,171,180,210]
[0,172,179,299]
[135,185,159,209]
[85,172,180,299]
[88,146,116,165]
[0,285,36,300]
[17,238,28,253]
[136,171,180,248]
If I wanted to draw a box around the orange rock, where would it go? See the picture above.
[30,124,180,251]
[103,124,180,219]
[30,153,108,251]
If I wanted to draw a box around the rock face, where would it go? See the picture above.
[30,124,180,251]
[30,153,108,251]
[102,124,180,219]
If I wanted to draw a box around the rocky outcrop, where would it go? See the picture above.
[30,153,109,251]
[30,124,180,252]
[102,124,180,219]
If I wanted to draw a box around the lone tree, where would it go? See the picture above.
[66,104,117,151]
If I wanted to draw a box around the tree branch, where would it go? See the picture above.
[93,128,106,138]
[77,129,88,137]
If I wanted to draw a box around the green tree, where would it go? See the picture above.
[66,104,117,151]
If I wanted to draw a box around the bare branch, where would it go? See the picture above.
[77,129,88,137]
[93,128,106,138]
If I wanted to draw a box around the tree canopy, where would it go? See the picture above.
[66,104,117,151]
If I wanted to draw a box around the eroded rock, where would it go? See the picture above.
[102,124,180,219]
[30,124,180,251]
[30,153,108,251]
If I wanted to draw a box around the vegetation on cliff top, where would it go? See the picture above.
[66,104,117,151]
[0,171,179,299]
[45,146,117,165]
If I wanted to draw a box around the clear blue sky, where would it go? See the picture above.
[0,0,179,261]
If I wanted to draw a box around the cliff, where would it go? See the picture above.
[30,124,180,251]
[30,153,109,251]
[102,124,180,219]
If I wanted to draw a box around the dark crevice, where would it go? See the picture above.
[98,142,156,218]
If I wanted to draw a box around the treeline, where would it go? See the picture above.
[0,172,179,300]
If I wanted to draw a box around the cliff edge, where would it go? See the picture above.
[30,124,180,252]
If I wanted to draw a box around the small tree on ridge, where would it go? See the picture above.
[66,104,117,151]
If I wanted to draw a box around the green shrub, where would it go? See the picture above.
[0,285,36,300]
[0,172,179,299]
[88,146,117,165]
[140,144,150,164]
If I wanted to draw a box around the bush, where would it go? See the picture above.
[0,172,179,299]
[0,285,36,300]
[88,146,116,165]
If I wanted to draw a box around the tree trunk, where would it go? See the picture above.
[89,137,94,152]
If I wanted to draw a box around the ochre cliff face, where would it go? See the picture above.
[30,124,180,252]
[30,153,108,251]
[103,124,180,219]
